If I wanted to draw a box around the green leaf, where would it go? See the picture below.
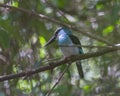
[39,36,46,46]
[83,85,91,92]
[39,36,46,58]
[102,25,114,36]
[12,1,18,7]
[96,4,104,10]
[17,80,31,93]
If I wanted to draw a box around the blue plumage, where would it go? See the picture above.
[44,27,84,78]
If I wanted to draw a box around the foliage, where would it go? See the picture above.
[0,0,120,96]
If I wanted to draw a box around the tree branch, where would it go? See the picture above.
[0,4,111,45]
[0,46,119,82]
[59,44,118,48]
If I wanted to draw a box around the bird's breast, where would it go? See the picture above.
[57,34,79,57]
[60,46,79,57]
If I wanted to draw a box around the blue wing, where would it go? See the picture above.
[69,35,84,54]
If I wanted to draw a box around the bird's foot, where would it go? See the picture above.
[63,56,69,61]
[63,55,74,61]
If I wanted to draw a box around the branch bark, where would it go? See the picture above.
[0,46,119,82]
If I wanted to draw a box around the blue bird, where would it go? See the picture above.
[44,27,84,78]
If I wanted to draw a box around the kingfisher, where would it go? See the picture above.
[44,27,84,78]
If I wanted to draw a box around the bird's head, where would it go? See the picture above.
[44,27,72,47]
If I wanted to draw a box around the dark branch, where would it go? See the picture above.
[59,44,118,48]
[0,4,111,45]
[46,64,71,96]
[0,46,119,82]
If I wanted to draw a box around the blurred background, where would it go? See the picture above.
[0,0,120,96]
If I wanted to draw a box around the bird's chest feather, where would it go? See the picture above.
[57,34,79,57]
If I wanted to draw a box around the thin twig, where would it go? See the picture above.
[46,63,71,96]
[45,0,71,24]
[58,44,117,48]
[43,1,112,45]
[0,3,112,45]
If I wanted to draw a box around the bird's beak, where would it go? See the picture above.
[44,35,56,47]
